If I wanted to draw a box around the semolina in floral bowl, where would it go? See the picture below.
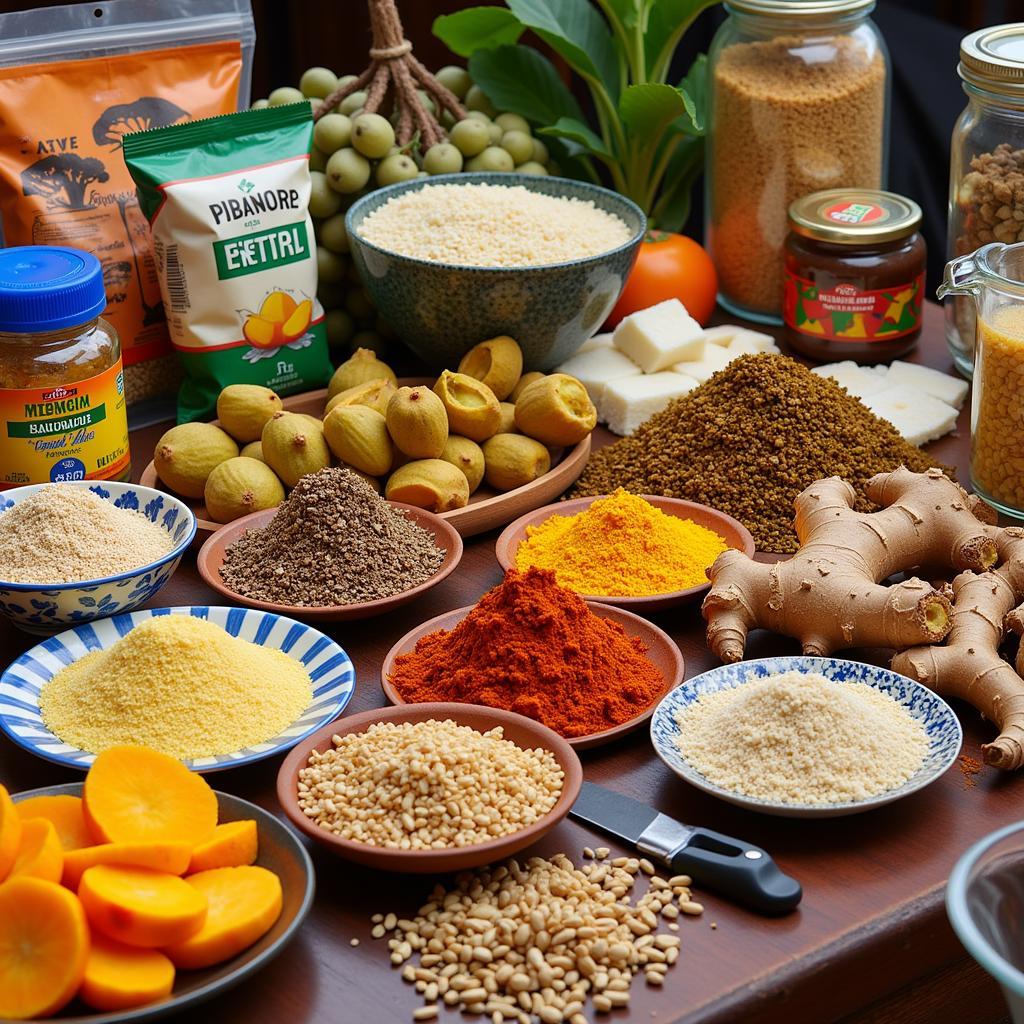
[0,480,196,634]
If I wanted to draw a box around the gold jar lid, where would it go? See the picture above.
[725,0,875,17]
[959,24,1024,96]
[788,189,922,245]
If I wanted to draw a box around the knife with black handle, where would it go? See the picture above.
[570,781,802,915]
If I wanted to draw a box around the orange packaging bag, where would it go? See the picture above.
[0,0,254,412]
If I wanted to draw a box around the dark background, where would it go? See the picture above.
[3,0,1023,286]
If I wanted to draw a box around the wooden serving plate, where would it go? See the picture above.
[140,382,592,539]
[494,495,756,613]
[379,601,684,750]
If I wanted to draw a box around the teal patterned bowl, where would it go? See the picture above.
[346,173,646,370]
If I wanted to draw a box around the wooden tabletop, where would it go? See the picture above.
[0,302,1014,1024]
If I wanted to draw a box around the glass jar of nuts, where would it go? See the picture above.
[706,0,890,324]
[946,24,1024,379]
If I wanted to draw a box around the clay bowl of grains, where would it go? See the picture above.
[196,467,463,621]
[345,172,646,369]
[0,480,196,634]
[276,701,583,872]
[495,492,756,613]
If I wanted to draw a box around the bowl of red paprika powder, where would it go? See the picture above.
[381,567,685,749]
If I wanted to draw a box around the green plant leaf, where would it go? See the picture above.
[539,117,613,159]
[432,8,525,57]
[674,54,708,134]
[650,134,703,231]
[468,45,586,126]
[619,83,690,150]
[506,0,621,100]
[646,0,718,79]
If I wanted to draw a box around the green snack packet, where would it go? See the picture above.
[124,103,331,422]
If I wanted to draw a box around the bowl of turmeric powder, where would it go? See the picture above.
[495,490,755,612]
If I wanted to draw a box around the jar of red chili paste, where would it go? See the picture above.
[782,188,926,363]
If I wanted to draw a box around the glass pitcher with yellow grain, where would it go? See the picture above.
[940,240,1024,517]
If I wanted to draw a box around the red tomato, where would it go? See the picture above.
[607,231,718,327]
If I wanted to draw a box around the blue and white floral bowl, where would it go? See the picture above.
[0,605,356,773]
[0,480,196,634]
[651,656,963,818]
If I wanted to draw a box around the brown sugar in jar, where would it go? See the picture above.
[782,189,926,363]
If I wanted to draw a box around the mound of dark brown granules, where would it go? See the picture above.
[572,354,944,553]
[220,467,445,606]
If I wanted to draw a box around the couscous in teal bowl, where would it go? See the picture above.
[345,172,646,370]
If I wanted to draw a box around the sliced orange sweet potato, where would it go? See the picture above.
[83,745,217,847]
[243,313,282,349]
[79,932,175,1012]
[0,784,22,883]
[188,820,258,874]
[9,818,63,883]
[280,298,313,341]
[63,841,192,890]
[16,794,92,851]
[165,865,282,969]
[79,865,207,949]
[0,877,89,1020]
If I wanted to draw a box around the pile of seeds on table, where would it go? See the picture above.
[219,467,445,606]
[297,719,564,849]
[572,354,942,552]
[373,850,702,1024]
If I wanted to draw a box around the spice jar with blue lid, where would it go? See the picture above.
[0,245,130,488]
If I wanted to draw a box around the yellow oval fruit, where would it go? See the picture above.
[322,405,394,477]
[386,386,449,458]
[239,441,265,463]
[325,378,396,417]
[280,299,313,341]
[497,402,518,435]
[514,373,597,446]
[261,411,331,487]
[482,434,551,491]
[457,335,523,400]
[385,459,470,512]
[439,436,485,494]
[153,423,238,498]
[433,370,502,443]
[216,384,282,443]
[204,457,285,523]
[328,347,397,398]
[510,371,545,402]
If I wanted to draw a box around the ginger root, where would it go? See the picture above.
[894,528,1024,770]
[702,468,996,661]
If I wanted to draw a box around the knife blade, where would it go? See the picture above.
[570,782,801,915]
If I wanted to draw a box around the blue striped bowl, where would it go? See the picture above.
[0,605,356,773]
[0,480,196,634]
[651,656,963,818]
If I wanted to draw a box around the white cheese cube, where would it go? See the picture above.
[726,334,761,356]
[700,325,740,347]
[863,385,960,446]
[812,361,890,399]
[613,299,704,372]
[672,344,735,384]
[882,360,970,410]
[555,347,642,411]
[602,372,700,436]
[730,328,778,352]
[575,332,614,355]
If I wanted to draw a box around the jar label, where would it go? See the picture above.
[783,271,924,343]
[0,360,130,489]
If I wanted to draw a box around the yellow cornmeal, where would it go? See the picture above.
[40,615,313,760]
[514,489,729,597]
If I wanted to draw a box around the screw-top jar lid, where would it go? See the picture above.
[788,189,922,245]
[959,24,1024,96]
[725,0,875,17]
[0,246,107,334]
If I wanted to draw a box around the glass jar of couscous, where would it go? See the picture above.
[0,246,130,489]
[940,239,1024,517]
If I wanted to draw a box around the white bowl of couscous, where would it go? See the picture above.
[346,172,646,369]
[0,480,196,633]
